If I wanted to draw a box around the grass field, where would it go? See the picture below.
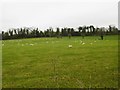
[2,35,118,88]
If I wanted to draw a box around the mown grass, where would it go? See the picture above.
[2,35,118,88]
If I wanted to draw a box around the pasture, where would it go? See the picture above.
[2,35,118,88]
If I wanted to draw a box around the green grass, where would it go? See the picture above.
[2,35,118,88]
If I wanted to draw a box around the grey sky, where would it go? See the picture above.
[1,0,119,31]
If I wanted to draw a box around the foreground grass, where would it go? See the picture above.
[2,35,118,88]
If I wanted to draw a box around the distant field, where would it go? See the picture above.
[2,35,118,88]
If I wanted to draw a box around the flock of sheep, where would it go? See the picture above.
[2,39,98,48]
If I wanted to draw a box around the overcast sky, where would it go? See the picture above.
[0,0,119,31]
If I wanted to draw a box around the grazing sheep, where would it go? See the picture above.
[68,45,72,48]
[30,44,34,46]
[82,43,85,45]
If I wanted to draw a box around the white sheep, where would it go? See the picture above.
[30,44,34,46]
[68,45,72,48]
[82,43,85,45]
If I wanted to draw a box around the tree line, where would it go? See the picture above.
[2,25,118,40]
